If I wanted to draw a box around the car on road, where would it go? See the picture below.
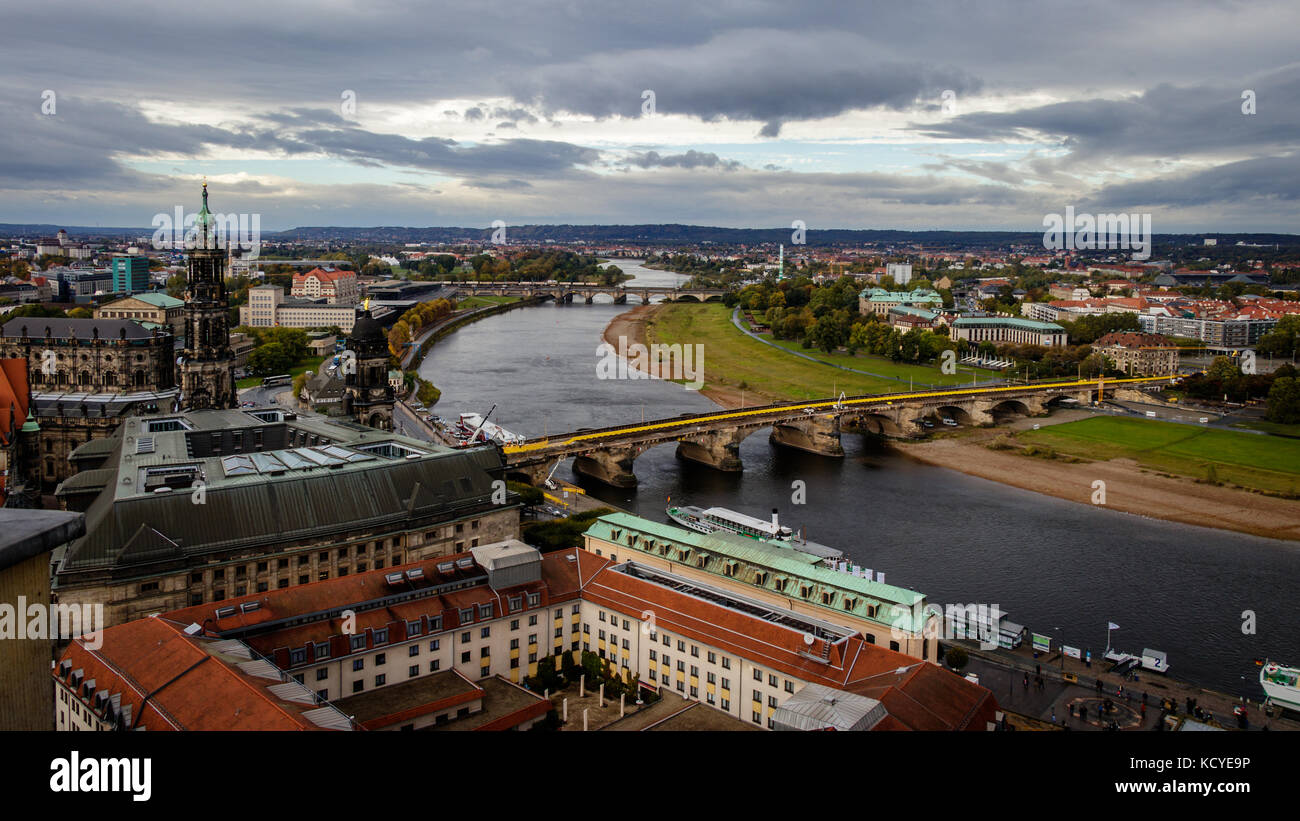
[941,417,958,427]
[921,419,935,428]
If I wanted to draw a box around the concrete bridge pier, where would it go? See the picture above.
[769,414,844,457]
[584,294,594,304]
[675,428,746,472]
[507,462,552,487]
[573,445,640,488]
[613,293,627,305]
[639,291,650,305]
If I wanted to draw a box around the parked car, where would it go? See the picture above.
[941,418,958,427]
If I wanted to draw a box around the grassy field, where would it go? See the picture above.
[236,355,327,390]
[761,336,998,388]
[1232,419,1300,438]
[1017,415,1300,495]
[648,303,995,400]
[455,295,520,309]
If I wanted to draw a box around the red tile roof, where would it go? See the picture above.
[54,617,350,730]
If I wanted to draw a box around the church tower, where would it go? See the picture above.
[178,182,236,410]
[341,305,394,430]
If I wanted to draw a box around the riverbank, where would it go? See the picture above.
[606,303,1300,542]
[897,429,1300,542]
[603,303,748,407]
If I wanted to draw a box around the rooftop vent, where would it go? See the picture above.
[384,572,405,586]
[436,561,455,574]
[239,601,261,614]
[405,568,425,581]
[454,557,475,570]
[215,606,237,619]
[183,623,202,636]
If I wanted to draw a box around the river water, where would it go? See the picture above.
[419,260,1300,699]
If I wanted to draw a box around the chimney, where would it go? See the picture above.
[771,508,779,530]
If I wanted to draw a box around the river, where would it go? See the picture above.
[417,260,1300,699]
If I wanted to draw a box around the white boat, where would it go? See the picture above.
[1260,661,1300,712]
[665,505,844,562]
[456,412,525,446]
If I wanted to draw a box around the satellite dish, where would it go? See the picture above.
[803,633,815,646]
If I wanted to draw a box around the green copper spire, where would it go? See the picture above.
[197,179,213,247]
[20,407,39,433]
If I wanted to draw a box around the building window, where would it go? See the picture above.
[722,657,731,670]
[316,669,328,681]
[768,674,777,687]
[707,651,716,664]
[480,626,490,639]
[375,674,386,687]
[352,659,364,672]
[460,651,470,664]
[375,653,386,666]
[352,681,364,694]
[429,639,440,652]
[460,631,470,644]
[374,629,388,645]
[409,645,420,657]
[785,680,795,693]
[430,660,440,672]
[510,619,519,630]
[409,665,419,678]
[290,649,306,665]
[753,669,762,682]
[510,638,519,650]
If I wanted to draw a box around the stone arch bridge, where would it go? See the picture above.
[501,376,1174,488]
[446,281,726,304]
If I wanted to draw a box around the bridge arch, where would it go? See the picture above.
[843,412,904,437]
[933,405,973,425]
[989,399,1031,418]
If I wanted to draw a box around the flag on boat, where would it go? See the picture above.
[1107,622,1120,630]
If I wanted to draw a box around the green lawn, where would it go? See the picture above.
[236,355,327,390]
[1232,420,1300,438]
[648,303,994,400]
[761,336,998,388]
[455,295,520,309]
[1018,415,1300,494]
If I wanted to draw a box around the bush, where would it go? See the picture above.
[946,646,969,671]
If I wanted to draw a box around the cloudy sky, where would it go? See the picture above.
[4,0,1298,232]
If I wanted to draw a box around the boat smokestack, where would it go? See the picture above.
[772,508,779,530]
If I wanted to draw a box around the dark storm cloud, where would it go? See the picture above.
[506,28,981,136]
[915,67,1300,163]
[1087,155,1300,209]
[624,150,742,171]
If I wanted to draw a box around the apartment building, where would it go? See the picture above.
[581,513,940,663]
[291,267,360,305]
[1093,332,1179,376]
[950,316,1067,347]
[240,284,357,332]
[57,540,996,732]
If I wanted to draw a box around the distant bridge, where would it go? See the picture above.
[501,375,1177,487]
[443,281,727,304]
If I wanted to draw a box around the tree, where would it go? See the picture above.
[67,307,92,319]
[247,342,295,375]
[1266,376,1300,424]
[1257,315,1300,359]
[945,646,969,672]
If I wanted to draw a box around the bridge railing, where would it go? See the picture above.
[503,374,1179,455]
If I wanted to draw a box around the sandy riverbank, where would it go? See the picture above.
[898,432,1300,542]
[605,305,1300,541]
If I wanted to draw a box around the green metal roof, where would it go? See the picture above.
[584,512,927,631]
[131,293,184,308]
[952,316,1065,331]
